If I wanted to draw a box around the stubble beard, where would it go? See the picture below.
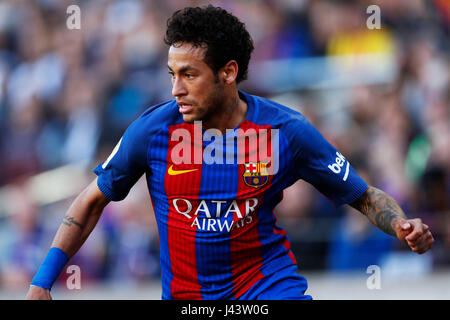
[185,81,226,129]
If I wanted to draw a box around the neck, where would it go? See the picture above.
[204,89,247,134]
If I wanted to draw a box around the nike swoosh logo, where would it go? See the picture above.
[168,165,199,176]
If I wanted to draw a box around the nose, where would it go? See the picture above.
[171,76,187,98]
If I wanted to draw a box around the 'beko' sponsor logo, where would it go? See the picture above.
[328,151,350,181]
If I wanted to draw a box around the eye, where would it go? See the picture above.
[185,73,195,79]
[168,71,175,78]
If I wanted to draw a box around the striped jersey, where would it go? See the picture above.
[94,91,368,299]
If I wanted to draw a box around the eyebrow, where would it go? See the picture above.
[167,65,199,73]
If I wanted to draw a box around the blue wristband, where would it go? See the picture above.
[31,247,69,290]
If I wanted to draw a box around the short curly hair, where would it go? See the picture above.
[164,5,254,83]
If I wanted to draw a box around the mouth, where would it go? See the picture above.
[178,103,194,114]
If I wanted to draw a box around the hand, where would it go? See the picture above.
[394,218,434,254]
[25,285,52,300]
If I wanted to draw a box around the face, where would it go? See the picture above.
[168,42,226,123]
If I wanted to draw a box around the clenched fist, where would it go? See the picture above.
[394,218,434,254]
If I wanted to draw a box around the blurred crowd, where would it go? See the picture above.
[0,0,448,290]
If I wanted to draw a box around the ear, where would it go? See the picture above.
[221,60,239,85]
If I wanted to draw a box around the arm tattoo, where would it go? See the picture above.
[350,186,407,237]
[62,215,84,230]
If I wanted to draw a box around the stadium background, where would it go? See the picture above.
[0,0,448,299]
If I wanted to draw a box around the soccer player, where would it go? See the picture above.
[26,5,434,300]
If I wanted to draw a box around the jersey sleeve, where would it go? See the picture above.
[284,116,368,207]
[93,117,149,201]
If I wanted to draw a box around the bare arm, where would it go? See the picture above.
[51,177,110,257]
[26,178,110,299]
[350,185,434,254]
[350,185,407,237]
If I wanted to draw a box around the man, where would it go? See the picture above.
[27,5,434,300]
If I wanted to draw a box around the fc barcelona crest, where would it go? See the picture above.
[243,162,269,188]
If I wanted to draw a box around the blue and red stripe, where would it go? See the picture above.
[229,120,275,298]
[158,116,297,299]
[165,123,203,299]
